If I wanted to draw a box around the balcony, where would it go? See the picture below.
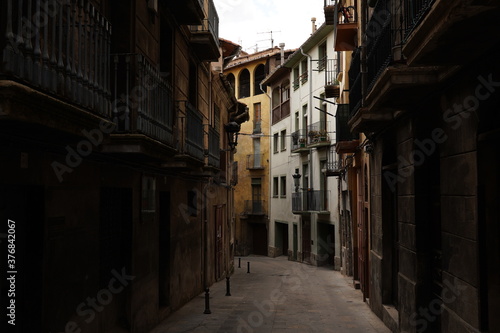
[400,0,500,66]
[169,0,205,25]
[324,0,336,25]
[189,0,220,61]
[1,0,112,132]
[243,200,266,216]
[182,101,205,162]
[107,54,175,153]
[307,121,331,148]
[324,59,340,98]
[291,130,309,153]
[335,0,358,51]
[207,126,220,169]
[246,154,264,170]
[272,99,290,125]
[336,104,358,142]
[348,48,362,117]
[326,147,343,177]
[292,190,330,214]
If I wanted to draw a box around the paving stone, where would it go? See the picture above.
[148,256,391,333]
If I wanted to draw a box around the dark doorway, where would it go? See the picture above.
[252,223,268,255]
[478,132,500,332]
[0,185,44,332]
[159,192,171,307]
[275,222,289,257]
[317,222,335,267]
[99,187,133,330]
[302,219,311,263]
[215,205,225,280]
[293,224,298,261]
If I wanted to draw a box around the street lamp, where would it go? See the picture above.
[224,121,241,151]
[292,169,301,192]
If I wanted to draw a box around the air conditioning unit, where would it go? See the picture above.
[148,0,158,13]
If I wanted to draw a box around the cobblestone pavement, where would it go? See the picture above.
[149,256,391,333]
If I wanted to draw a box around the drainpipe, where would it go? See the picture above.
[300,46,314,190]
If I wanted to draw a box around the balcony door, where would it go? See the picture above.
[251,178,262,213]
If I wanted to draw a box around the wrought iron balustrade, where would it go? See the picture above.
[1,0,111,116]
[244,200,266,215]
[292,190,329,212]
[111,53,175,146]
[207,126,220,168]
[246,154,264,170]
[365,0,392,91]
[184,101,204,161]
[348,47,362,117]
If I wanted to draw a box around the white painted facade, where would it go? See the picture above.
[268,24,342,269]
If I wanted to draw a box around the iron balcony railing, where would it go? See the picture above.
[1,0,112,116]
[246,154,264,170]
[184,102,204,161]
[325,58,340,86]
[244,200,266,215]
[207,126,220,168]
[337,0,357,24]
[336,104,358,142]
[189,0,219,46]
[326,146,342,176]
[348,48,362,117]
[292,190,329,212]
[112,54,175,147]
[365,0,393,91]
[291,129,307,151]
[307,121,331,146]
[400,0,436,42]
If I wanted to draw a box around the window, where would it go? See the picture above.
[214,103,220,131]
[239,69,250,98]
[295,112,299,131]
[273,177,279,198]
[280,176,287,198]
[273,133,279,153]
[272,88,280,108]
[189,62,198,106]
[227,73,236,96]
[160,19,173,86]
[318,42,327,71]
[301,59,308,84]
[293,67,300,90]
[282,81,290,102]
[254,103,262,133]
[280,129,286,151]
[254,64,266,95]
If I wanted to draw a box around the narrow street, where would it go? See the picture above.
[149,256,390,333]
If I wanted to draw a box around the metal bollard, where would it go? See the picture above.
[204,288,211,314]
[226,276,231,296]
[238,257,241,268]
[247,261,250,273]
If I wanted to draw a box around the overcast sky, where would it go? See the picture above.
[214,0,325,53]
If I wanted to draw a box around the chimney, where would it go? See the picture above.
[279,43,285,65]
[311,17,317,34]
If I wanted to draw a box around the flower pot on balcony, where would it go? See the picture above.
[324,5,335,25]
[325,84,340,98]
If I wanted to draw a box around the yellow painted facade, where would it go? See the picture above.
[224,49,282,255]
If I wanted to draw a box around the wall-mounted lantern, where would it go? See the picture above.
[224,121,241,151]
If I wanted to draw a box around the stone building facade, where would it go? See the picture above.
[327,0,500,331]
[0,1,246,332]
